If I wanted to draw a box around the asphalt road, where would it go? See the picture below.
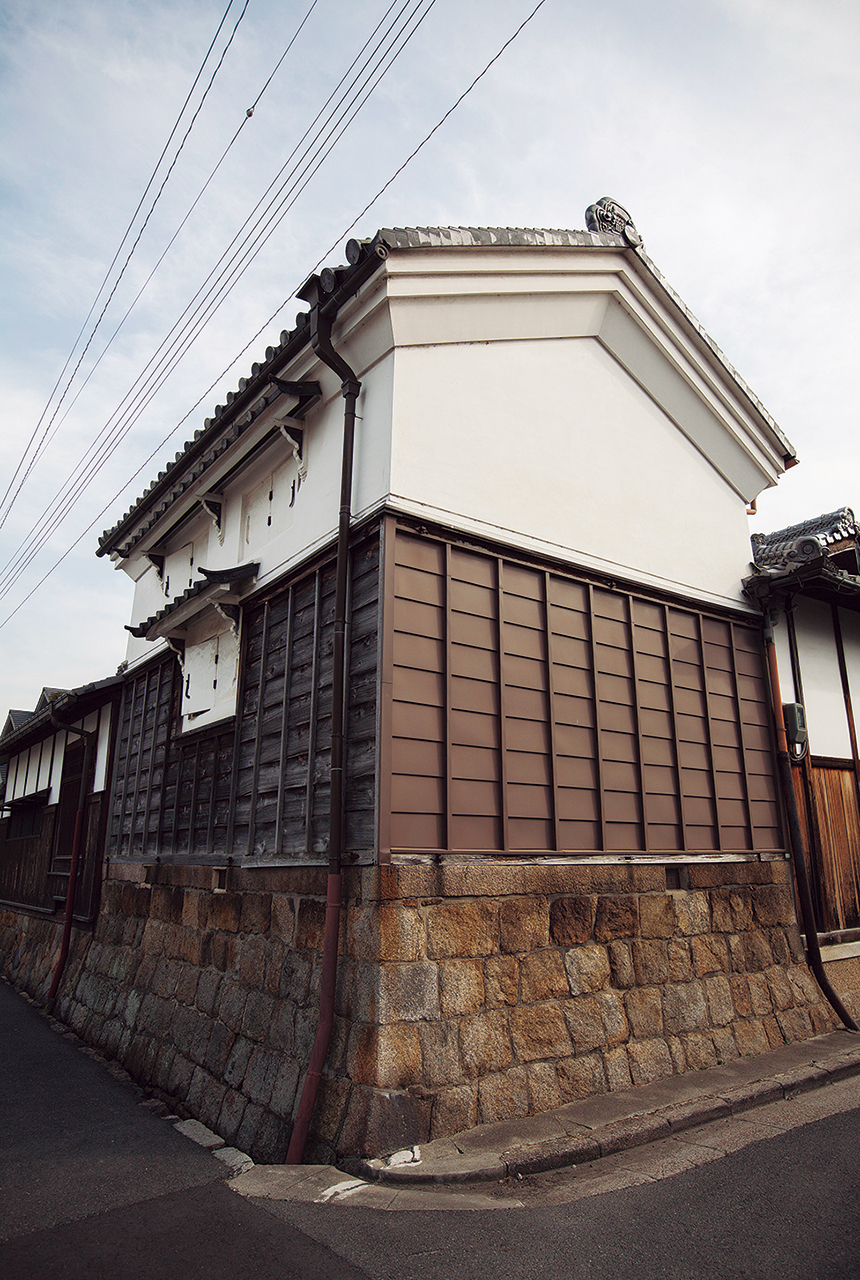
[2,978,859,1280]
[264,1106,860,1280]
[0,980,367,1279]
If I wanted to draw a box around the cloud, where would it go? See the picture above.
[0,0,858,715]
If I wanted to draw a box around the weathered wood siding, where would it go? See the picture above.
[108,534,379,864]
[385,524,782,857]
[0,808,57,912]
[0,794,103,921]
[794,759,860,933]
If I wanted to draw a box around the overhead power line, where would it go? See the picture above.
[0,0,435,602]
[0,0,251,531]
[27,0,323,484]
[0,0,550,629]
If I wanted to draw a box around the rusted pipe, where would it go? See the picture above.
[763,623,858,1032]
[285,276,361,1163]
[46,715,98,1011]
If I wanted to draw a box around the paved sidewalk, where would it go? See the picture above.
[338,1029,860,1186]
[226,1027,860,1208]
[5,973,859,1216]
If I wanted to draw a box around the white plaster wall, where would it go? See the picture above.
[93,704,113,793]
[792,596,851,758]
[125,566,170,666]
[9,740,55,801]
[839,606,860,749]
[37,738,54,795]
[6,707,110,805]
[117,247,786,672]
[122,334,394,677]
[772,613,797,703]
[179,615,240,731]
[388,336,753,608]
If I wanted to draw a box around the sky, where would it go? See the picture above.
[0,0,858,720]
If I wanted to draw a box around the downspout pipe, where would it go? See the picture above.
[46,713,98,1012]
[286,275,362,1163]
[762,617,858,1032]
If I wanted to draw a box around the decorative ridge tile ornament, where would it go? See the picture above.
[585,197,643,248]
[751,507,857,568]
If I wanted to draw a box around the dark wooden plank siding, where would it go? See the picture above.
[107,533,379,864]
[0,807,57,912]
[798,762,860,932]
[388,525,783,858]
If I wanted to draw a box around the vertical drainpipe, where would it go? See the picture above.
[762,613,858,1033]
[285,275,362,1163]
[46,714,98,1011]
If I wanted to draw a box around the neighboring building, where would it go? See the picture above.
[0,206,845,1162]
[0,681,121,923]
[747,507,860,941]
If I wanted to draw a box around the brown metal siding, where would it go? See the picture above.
[388,525,782,857]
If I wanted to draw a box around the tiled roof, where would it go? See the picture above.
[751,507,857,570]
[744,506,860,608]
[0,709,35,749]
[376,226,619,249]
[0,676,123,759]
[125,562,260,640]
[96,220,797,561]
[7,709,35,732]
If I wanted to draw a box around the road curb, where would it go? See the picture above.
[348,1033,860,1186]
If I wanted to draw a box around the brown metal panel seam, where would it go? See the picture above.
[377,517,398,864]
[728,623,756,853]
[497,557,510,853]
[544,571,562,854]
[660,602,688,854]
[444,541,453,857]
[696,611,722,853]
[586,583,606,854]
[626,593,648,854]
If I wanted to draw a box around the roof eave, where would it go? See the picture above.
[0,675,124,761]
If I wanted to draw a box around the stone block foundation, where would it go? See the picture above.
[0,857,841,1162]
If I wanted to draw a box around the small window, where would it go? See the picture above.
[7,801,44,841]
[180,624,240,731]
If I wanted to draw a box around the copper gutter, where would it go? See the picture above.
[763,619,858,1032]
[285,253,381,1162]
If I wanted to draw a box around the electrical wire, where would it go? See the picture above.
[13,0,322,519]
[0,0,430,603]
[308,0,549,271]
[0,0,434,601]
[0,0,549,627]
[0,0,253,533]
[0,0,249,530]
